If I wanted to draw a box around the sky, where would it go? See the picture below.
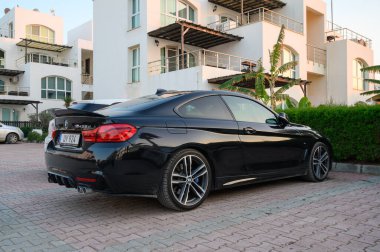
[0,0,379,64]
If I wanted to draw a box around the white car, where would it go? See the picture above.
[0,122,24,144]
[44,99,128,151]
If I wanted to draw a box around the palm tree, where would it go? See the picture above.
[361,65,380,96]
[219,25,301,110]
[63,96,74,108]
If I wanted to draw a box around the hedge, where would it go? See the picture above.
[282,105,380,163]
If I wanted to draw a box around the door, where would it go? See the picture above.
[176,95,246,182]
[167,47,178,72]
[222,95,307,176]
[85,58,91,74]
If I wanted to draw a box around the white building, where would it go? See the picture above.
[0,7,93,122]
[93,0,375,106]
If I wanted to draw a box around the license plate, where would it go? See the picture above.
[60,133,81,146]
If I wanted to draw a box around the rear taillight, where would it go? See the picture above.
[82,124,137,143]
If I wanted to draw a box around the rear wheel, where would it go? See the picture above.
[304,142,331,182]
[6,133,18,144]
[157,149,211,211]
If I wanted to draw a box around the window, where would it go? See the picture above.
[222,96,277,124]
[130,46,140,83]
[2,108,11,121]
[160,0,196,26]
[8,22,13,38]
[353,59,367,91]
[27,53,53,64]
[26,25,55,43]
[131,0,140,29]
[160,47,197,73]
[0,80,4,92]
[0,50,4,68]
[41,76,72,100]
[281,47,297,79]
[178,96,233,120]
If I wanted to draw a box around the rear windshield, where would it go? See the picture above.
[97,93,185,113]
[69,103,109,112]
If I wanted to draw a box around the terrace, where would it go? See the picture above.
[326,21,372,48]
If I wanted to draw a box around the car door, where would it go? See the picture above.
[176,95,246,181]
[222,95,307,177]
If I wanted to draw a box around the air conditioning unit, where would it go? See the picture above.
[10,76,19,83]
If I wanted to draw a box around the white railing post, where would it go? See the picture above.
[216,53,219,68]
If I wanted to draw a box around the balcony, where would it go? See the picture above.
[207,7,303,34]
[326,21,372,48]
[0,85,30,97]
[16,55,77,68]
[307,44,326,75]
[148,49,257,75]
[81,74,93,85]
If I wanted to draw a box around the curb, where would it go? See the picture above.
[332,163,380,176]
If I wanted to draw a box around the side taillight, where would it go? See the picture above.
[82,124,137,143]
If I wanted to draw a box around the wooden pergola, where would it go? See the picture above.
[148,21,243,69]
[208,73,311,97]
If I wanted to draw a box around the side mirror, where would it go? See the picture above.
[278,112,290,125]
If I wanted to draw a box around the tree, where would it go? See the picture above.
[361,65,380,96]
[63,96,74,108]
[219,25,301,110]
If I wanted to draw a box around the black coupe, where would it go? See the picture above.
[45,90,332,210]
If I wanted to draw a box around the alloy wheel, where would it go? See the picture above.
[8,134,18,144]
[312,146,330,180]
[170,155,208,206]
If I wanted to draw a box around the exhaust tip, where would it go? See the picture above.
[77,186,92,194]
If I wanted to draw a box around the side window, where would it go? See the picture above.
[178,96,233,120]
[222,96,277,124]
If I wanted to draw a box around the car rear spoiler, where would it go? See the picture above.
[54,109,106,118]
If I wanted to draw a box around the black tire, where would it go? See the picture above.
[304,142,331,182]
[6,133,18,144]
[157,149,212,211]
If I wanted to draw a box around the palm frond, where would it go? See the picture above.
[360,90,380,96]
[253,59,269,100]
[273,79,300,97]
[285,97,297,108]
[269,25,285,73]
[364,78,380,85]
[274,93,289,101]
[361,65,380,74]
[275,61,298,76]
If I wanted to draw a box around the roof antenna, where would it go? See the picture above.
[156,89,167,95]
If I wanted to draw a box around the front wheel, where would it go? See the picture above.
[157,149,211,211]
[6,133,19,144]
[304,142,331,182]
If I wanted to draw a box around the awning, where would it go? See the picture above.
[0,69,25,77]
[0,99,42,106]
[209,0,286,13]
[148,21,243,48]
[208,73,311,96]
[16,38,72,52]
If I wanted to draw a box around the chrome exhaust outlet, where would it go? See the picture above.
[77,186,92,194]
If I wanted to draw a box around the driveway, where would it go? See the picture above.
[0,143,379,251]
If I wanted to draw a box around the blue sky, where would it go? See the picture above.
[1,0,379,64]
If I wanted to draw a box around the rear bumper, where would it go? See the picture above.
[45,142,164,196]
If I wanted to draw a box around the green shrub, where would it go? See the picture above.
[27,131,47,143]
[282,105,380,163]
[20,127,33,138]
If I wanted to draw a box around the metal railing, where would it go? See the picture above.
[0,85,30,96]
[160,13,194,26]
[1,121,42,128]
[16,55,77,68]
[246,8,303,34]
[326,21,372,48]
[307,44,326,66]
[148,49,257,75]
[81,74,93,85]
[206,8,303,34]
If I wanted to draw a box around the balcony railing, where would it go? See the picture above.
[81,74,93,85]
[207,8,304,34]
[307,44,326,66]
[16,56,77,68]
[148,49,257,75]
[326,21,372,48]
[0,85,30,96]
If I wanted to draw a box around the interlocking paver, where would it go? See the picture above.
[1,143,380,251]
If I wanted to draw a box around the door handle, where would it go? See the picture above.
[243,127,256,135]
